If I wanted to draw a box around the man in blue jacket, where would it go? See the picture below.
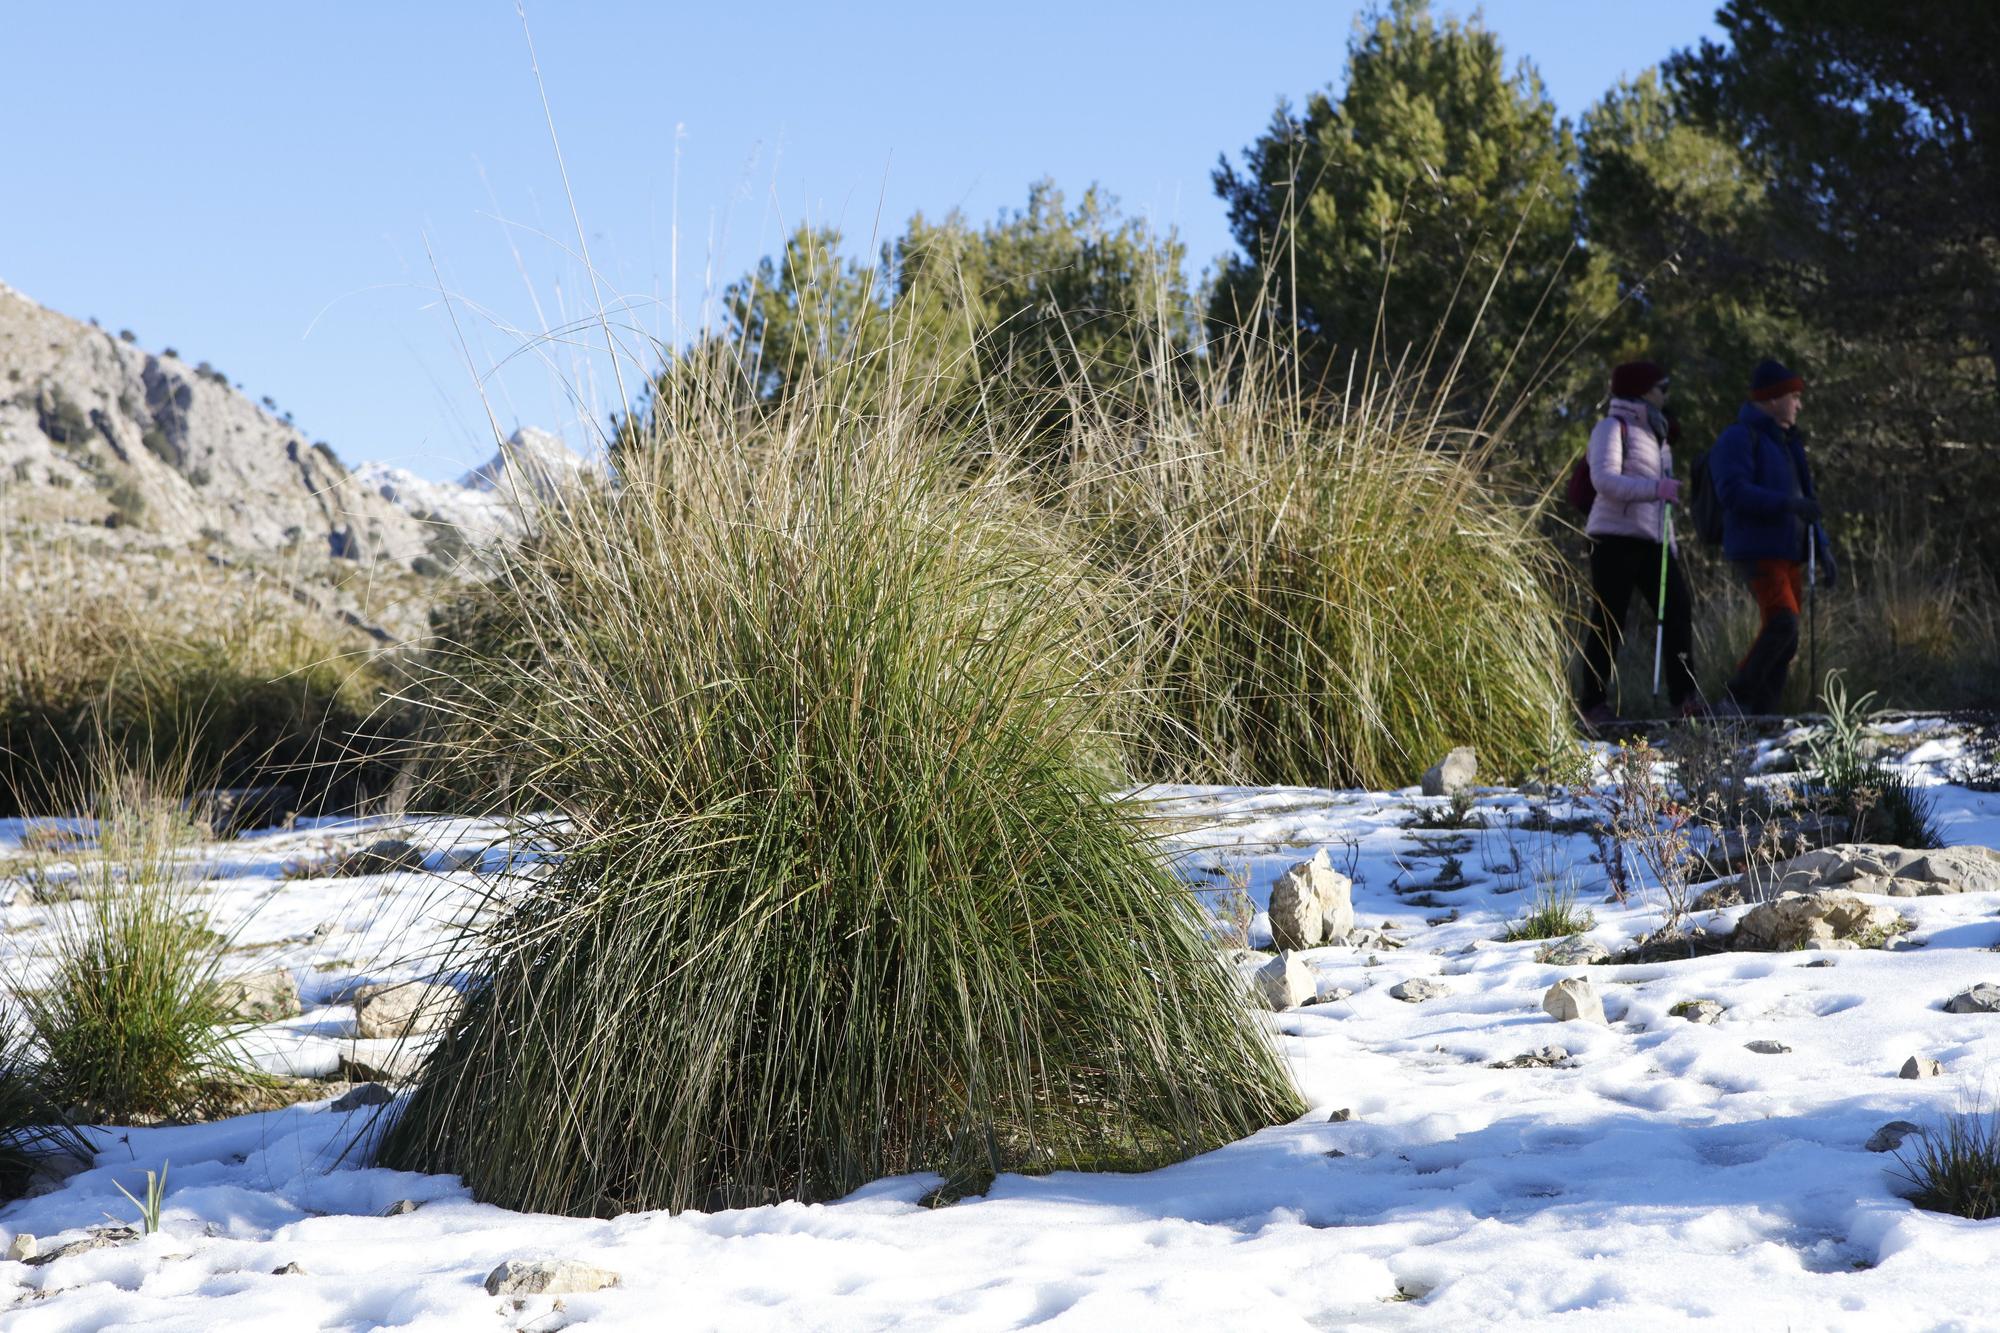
[1706,359,1836,714]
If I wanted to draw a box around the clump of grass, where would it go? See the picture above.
[1802,674,1939,848]
[15,765,261,1123]
[1895,1105,2000,1221]
[380,382,1304,1216]
[0,1015,94,1201]
[1504,882,1595,942]
[0,542,404,818]
[1060,334,1571,790]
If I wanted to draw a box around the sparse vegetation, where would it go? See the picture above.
[1504,883,1595,941]
[15,766,262,1122]
[1802,675,1940,848]
[1896,1104,2000,1221]
[0,1014,94,1201]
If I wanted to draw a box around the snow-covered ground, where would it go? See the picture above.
[4,722,2000,1330]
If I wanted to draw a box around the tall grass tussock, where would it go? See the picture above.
[1060,336,1571,789]
[14,762,262,1123]
[0,544,404,817]
[381,365,1306,1216]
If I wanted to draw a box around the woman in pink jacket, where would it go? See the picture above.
[1577,360,1696,728]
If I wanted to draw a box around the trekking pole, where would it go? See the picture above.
[1652,501,1673,701]
[1807,523,1819,698]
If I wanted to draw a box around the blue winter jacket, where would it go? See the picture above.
[1706,402,1823,563]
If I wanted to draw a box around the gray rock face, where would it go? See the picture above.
[353,981,462,1040]
[1266,851,1356,950]
[216,968,302,1024]
[1421,747,1478,798]
[1706,842,2000,908]
[1389,977,1451,1003]
[1866,1120,1925,1153]
[484,1259,622,1298]
[0,280,440,561]
[1251,953,1317,1011]
[1541,977,1606,1025]
[1729,890,1905,952]
[1744,1039,1791,1054]
[1900,1056,1945,1079]
[1944,984,2000,1014]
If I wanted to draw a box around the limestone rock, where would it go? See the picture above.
[1251,953,1317,1011]
[1421,747,1478,798]
[1866,1120,1924,1153]
[353,981,461,1040]
[216,968,302,1023]
[5,1234,36,1262]
[381,1199,420,1216]
[1536,937,1610,967]
[1704,842,2000,908]
[337,1044,429,1084]
[1900,1056,1945,1079]
[1267,850,1356,950]
[1729,890,1905,952]
[335,838,425,878]
[272,1262,307,1275]
[1671,999,1725,1025]
[484,1259,622,1298]
[1541,977,1606,1025]
[1744,1039,1791,1054]
[1943,983,2000,1014]
[1389,977,1451,1003]
[330,1082,395,1111]
[1491,1045,1571,1069]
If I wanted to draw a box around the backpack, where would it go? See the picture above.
[1687,449,1725,546]
[1562,418,1628,515]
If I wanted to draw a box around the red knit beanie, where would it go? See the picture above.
[1610,360,1668,399]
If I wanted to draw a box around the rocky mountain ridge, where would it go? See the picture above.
[0,280,581,569]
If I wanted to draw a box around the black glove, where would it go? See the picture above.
[1787,496,1823,523]
[1815,530,1838,590]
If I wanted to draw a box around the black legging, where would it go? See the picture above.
[1579,535,1696,709]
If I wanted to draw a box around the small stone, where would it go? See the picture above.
[1421,747,1478,798]
[6,1234,37,1262]
[1900,1056,1945,1079]
[1389,977,1451,1003]
[1802,959,1836,968]
[1866,1120,1925,1153]
[1327,1107,1352,1122]
[1671,999,1725,1025]
[1744,1039,1791,1054]
[382,1199,420,1216]
[1542,976,1606,1025]
[1251,953,1317,1011]
[272,1261,307,1275]
[1944,983,2000,1014]
[1300,986,1352,1007]
[1490,1045,1571,1069]
[483,1259,622,1298]
[330,1082,395,1111]
[353,981,462,1040]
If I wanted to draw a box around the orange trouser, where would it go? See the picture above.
[1727,559,1804,713]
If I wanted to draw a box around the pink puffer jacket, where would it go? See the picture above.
[1585,397,1675,544]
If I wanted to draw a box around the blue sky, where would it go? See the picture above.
[3,2,1720,479]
